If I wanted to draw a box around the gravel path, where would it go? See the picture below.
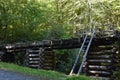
[0,69,37,80]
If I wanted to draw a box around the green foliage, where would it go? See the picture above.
[55,50,70,73]
[113,70,120,80]
[14,52,26,65]
[0,0,71,43]
[55,49,81,74]
[0,0,45,42]
[55,0,120,31]
[0,0,120,43]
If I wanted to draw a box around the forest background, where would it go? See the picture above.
[0,0,120,76]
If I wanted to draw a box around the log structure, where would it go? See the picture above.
[0,37,82,52]
[84,39,119,79]
[25,48,55,70]
[0,25,120,80]
[69,27,120,80]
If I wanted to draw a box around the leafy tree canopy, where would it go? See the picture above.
[0,0,119,43]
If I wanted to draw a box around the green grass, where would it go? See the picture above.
[0,62,93,80]
[0,62,66,80]
[66,76,93,80]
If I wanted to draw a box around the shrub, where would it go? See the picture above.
[113,70,120,80]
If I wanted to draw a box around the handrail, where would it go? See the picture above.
[69,32,88,75]
[77,29,96,75]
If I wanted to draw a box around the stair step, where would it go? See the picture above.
[27,50,40,53]
[29,54,40,57]
[88,70,112,74]
[29,58,40,60]
[28,56,40,58]
[88,62,113,66]
[87,60,112,63]
[88,70,112,77]
[29,61,39,64]
[87,55,112,59]
[88,65,112,70]
[88,51,115,55]
[95,46,114,50]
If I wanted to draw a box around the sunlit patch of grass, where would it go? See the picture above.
[0,62,94,80]
[0,62,66,80]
